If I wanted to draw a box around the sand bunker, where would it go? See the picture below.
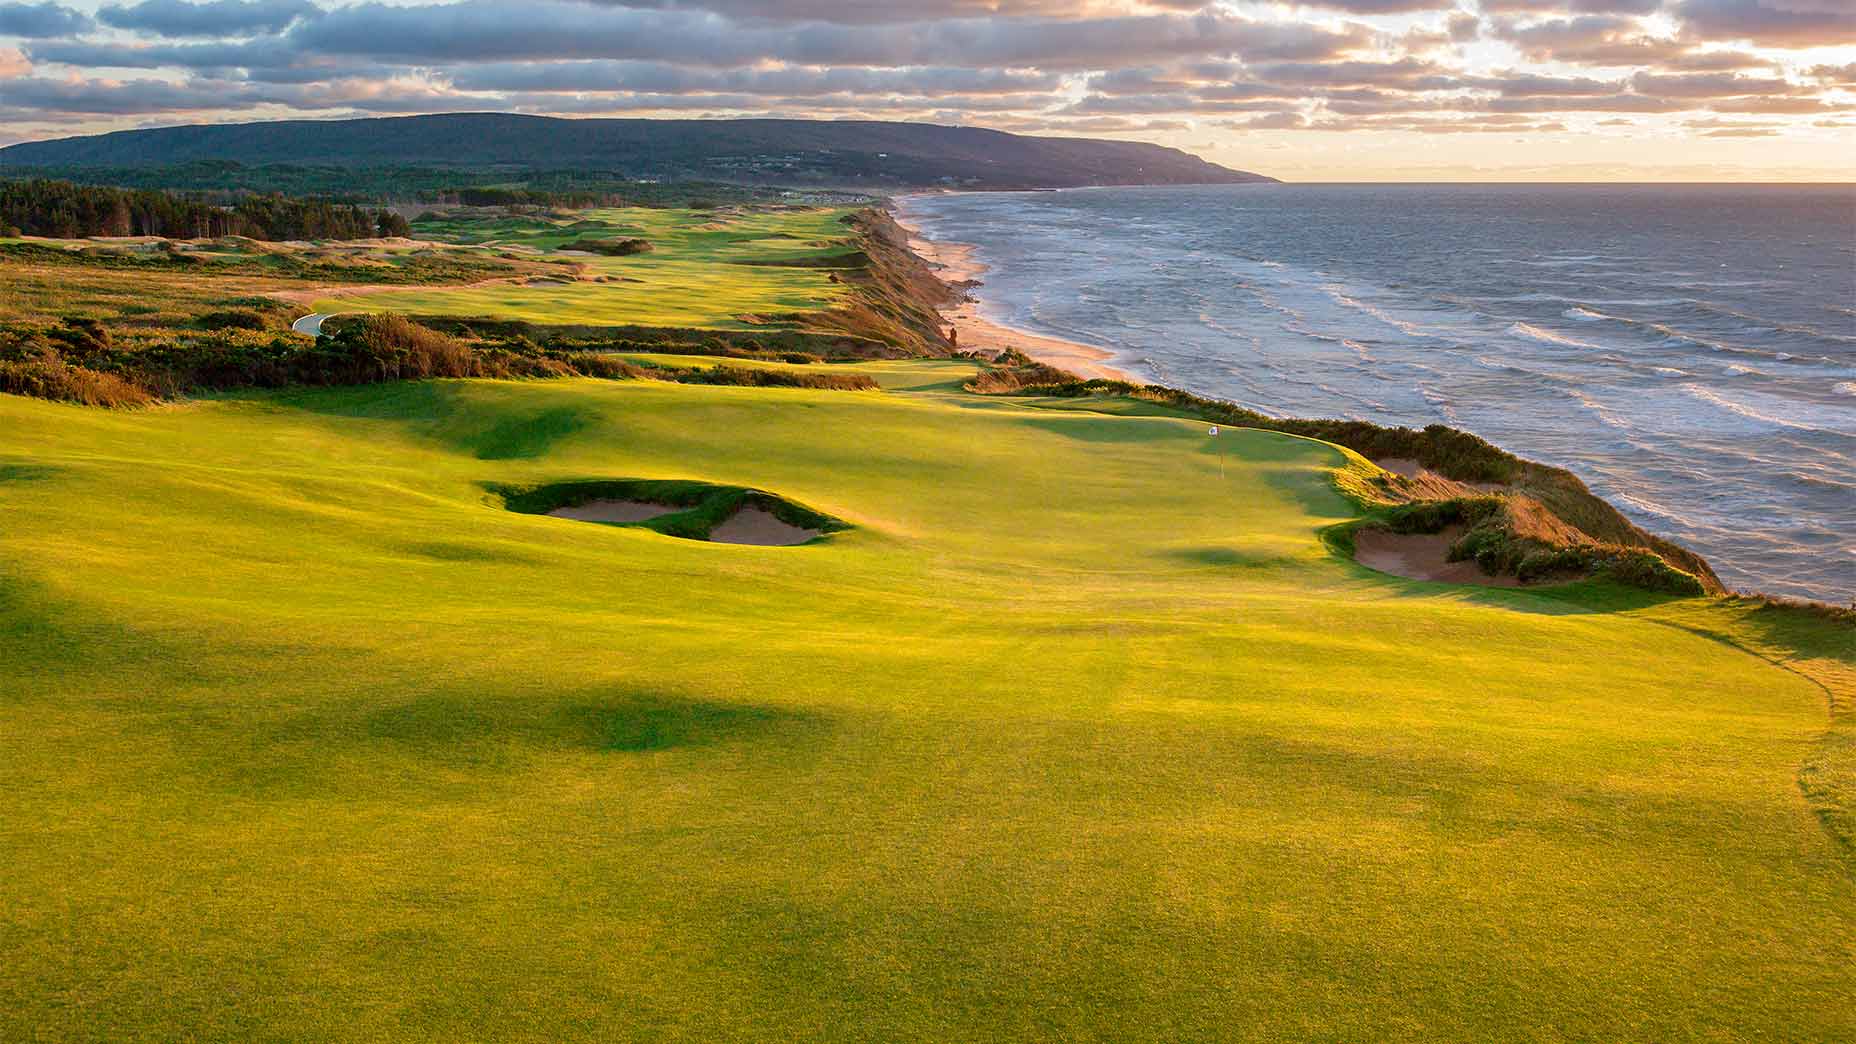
[547,500,675,524]
[1353,525,1523,587]
[709,506,821,546]
[510,480,840,546]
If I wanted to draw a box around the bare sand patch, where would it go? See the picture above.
[547,500,675,524]
[709,506,820,546]
[1354,525,1523,587]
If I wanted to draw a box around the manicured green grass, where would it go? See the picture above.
[314,207,859,328]
[1,362,1849,1042]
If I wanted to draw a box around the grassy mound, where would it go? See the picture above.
[1,359,1849,1041]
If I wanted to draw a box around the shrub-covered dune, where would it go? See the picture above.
[1,361,1849,1042]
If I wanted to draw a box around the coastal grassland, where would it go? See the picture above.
[1,362,1850,1043]
[313,206,861,328]
[0,235,552,354]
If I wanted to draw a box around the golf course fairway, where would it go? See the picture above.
[2,360,1850,1042]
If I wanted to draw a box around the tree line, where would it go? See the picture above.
[0,179,411,241]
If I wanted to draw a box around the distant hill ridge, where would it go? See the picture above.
[0,113,1274,189]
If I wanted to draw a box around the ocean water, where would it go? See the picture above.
[898,184,1856,602]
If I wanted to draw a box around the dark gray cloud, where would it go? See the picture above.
[1628,70,1801,96]
[1672,0,1856,46]
[449,61,1060,96]
[28,37,303,71]
[1469,71,1621,95]
[1493,15,1679,64]
[1061,91,1296,114]
[283,2,1363,70]
[1242,58,1451,88]
[0,74,276,112]
[1491,14,1786,69]
[98,0,319,37]
[0,1,91,37]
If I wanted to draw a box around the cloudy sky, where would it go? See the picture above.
[0,0,1850,179]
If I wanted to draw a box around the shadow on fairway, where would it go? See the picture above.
[0,461,62,484]
[214,688,837,798]
[360,691,828,755]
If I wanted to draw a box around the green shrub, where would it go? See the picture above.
[568,237,652,256]
[197,309,269,332]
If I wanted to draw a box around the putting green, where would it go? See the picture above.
[1,362,1849,1042]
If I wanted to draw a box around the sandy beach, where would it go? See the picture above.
[892,207,1134,382]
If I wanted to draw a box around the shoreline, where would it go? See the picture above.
[881,197,1767,603]
[890,205,1135,383]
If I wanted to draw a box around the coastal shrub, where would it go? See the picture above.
[1361,494,1704,593]
[674,364,876,391]
[0,312,886,407]
[197,309,269,332]
[0,352,153,408]
[352,313,477,378]
[569,237,652,256]
[1597,550,1706,596]
[556,353,650,381]
[52,316,112,352]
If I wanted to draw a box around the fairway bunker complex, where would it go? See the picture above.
[501,479,844,546]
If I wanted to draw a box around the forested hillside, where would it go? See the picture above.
[0,179,410,240]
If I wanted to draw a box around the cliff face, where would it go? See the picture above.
[812,210,959,356]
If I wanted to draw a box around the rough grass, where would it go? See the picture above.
[316,206,861,329]
[1,359,1850,1042]
[0,353,154,407]
[0,313,880,404]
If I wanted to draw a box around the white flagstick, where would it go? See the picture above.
[1208,425,1222,479]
